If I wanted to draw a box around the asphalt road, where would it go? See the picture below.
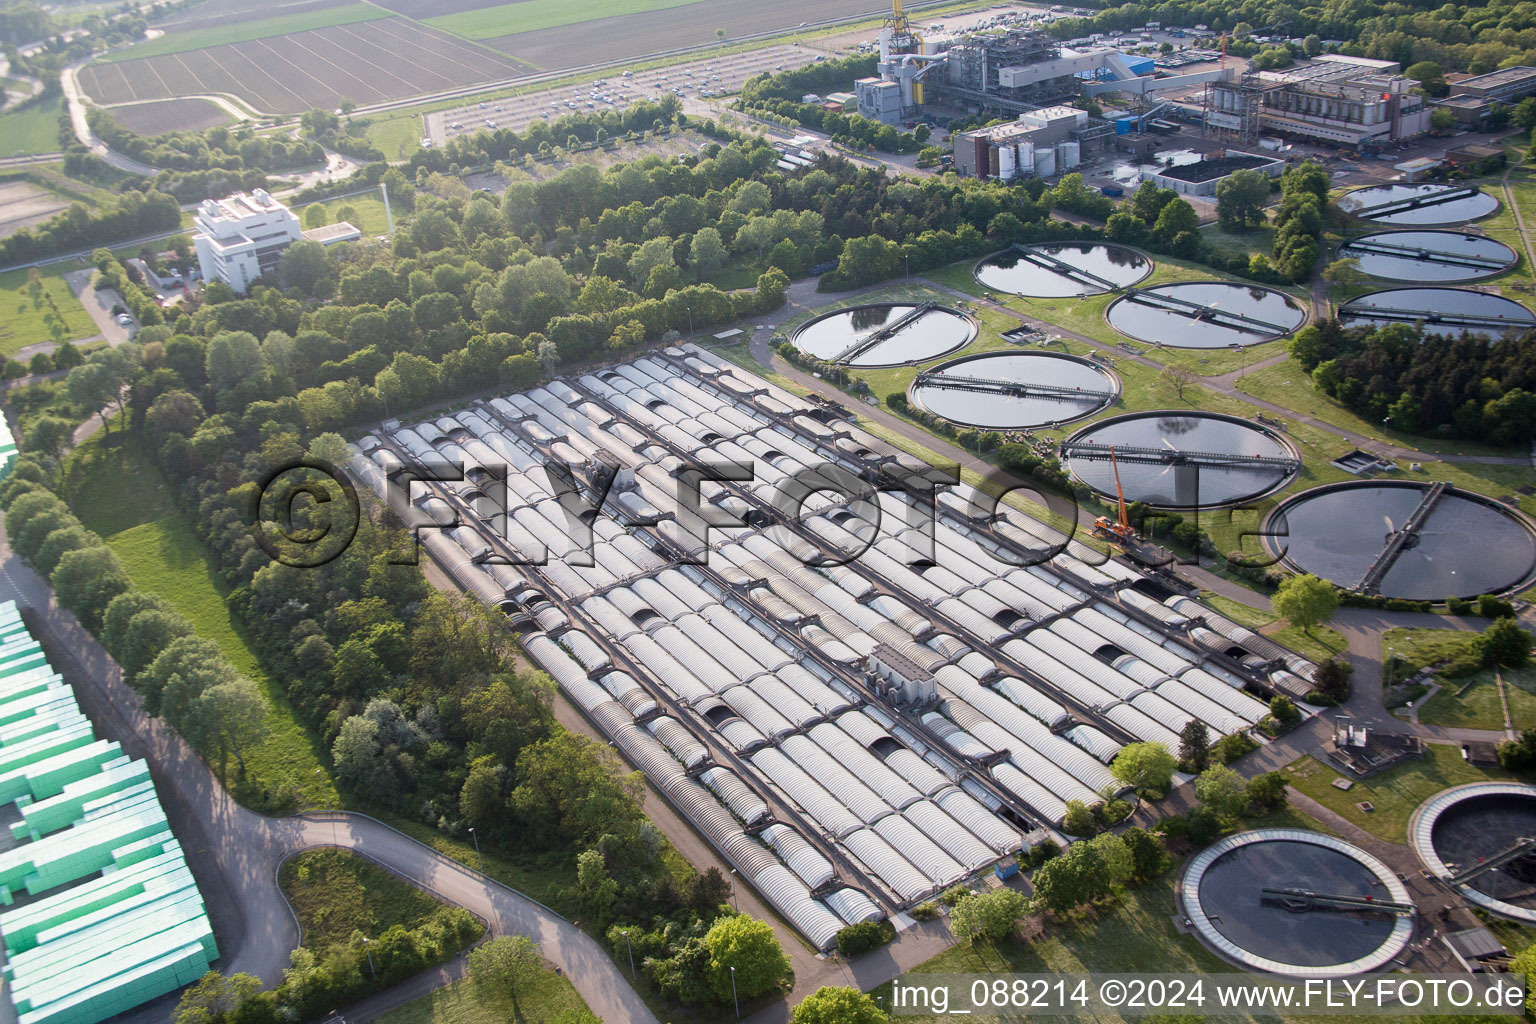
[0,520,658,1024]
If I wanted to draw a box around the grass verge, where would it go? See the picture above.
[375,966,589,1024]
[0,94,65,158]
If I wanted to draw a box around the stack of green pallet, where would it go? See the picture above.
[0,601,220,1024]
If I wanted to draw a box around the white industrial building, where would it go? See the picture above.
[347,344,1316,949]
[192,190,301,295]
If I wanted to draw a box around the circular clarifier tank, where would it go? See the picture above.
[1182,829,1414,976]
[791,303,977,367]
[1061,411,1298,509]
[1339,183,1499,226]
[1339,287,1536,336]
[1268,481,1536,600]
[1106,282,1306,348]
[974,242,1152,297]
[1412,783,1536,924]
[1339,229,1516,283]
[910,351,1118,429]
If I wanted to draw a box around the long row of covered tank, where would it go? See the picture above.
[347,343,1316,950]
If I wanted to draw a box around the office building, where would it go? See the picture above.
[192,190,302,295]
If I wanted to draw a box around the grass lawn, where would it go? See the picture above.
[1283,742,1516,842]
[376,964,589,1024]
[1381,626,1481,673]
[0,262,99,356]
[0,95,65,158]
[366,115,425,163]
[1199,220,1276,261]
[1195,593,1345,665]
[102,2,388,61]
[1378,627,1536,730]
[428,0,701,40]
[297,195,392,236]
[63,431,337,810]
[280,848,482,956]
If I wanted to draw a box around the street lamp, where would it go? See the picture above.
[729,868,738,911]
[730,965,739,1019]
[362,937,376,979]
[467,826,482,871]
[622,930,635,981]
[904,252,910,284]
[686,305,694,337]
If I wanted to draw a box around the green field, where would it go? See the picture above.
[376,962,590,1024]
[64,433,337,810]
[1196,593,1346,665]
[365,115,425,163]
[1283,742,1516,841]
[427,0,698,39]
[280,848,481,957]
[0,94,65,158]
[102,2,388,61]
[0,262,97,355]
[298,195,392,236]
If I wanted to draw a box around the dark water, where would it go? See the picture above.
[1339,184,1498,227]
[913,353,1116,428]
[1199,840,1396,967]
[1273,483,1536,600]
[1107,283,1305,348]
[1341,230,1515,283]
[1431,794,1536,910]
[974,243,1151,297]
[1065,413,1294,507]
[1339,287,1535,336]
[793,305,976,367]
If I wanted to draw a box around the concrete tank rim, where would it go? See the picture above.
[1338,284,1535,325]
[1104,279,1308,348]
[1339,227,1518,283]
[1338,182,1501,227]
[1262,479,1536,600]
[1061,408,1302,510]
[906,349,1122,429]
[788,301,979,368]
[971,241,1155,297]
[1406,780,1536,925]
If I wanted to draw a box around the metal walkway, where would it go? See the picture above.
[1343,305,1536,331]
[1344,237,1508,272]
[1259,887,1416,915]
[1059,440,1300,472]
[1351,186,1481,220]
[1357,481,1449,594]
[914,371,1115,403]
[1123,288,1291,335]
[832,301,937,363]
[1449,836,1536,885]
[1011,243,1119,292]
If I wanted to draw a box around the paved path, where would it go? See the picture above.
[0,522,659,1024]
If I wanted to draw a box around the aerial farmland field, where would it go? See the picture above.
[98,0,390,61]
[105,98,232,135]
[77,18,533,115]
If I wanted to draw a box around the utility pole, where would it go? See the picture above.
[730,965,739,1019]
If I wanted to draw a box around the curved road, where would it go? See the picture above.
[0,523,658,1024]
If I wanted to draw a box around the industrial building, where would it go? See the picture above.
[1205,55,1432,148]
[951,106,1095,179]
[0,602,217,1024]
[348,343,1318,950]
[192,189,302,295]
[1448,66,1536,105]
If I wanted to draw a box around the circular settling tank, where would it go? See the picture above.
[1062,411,1298,509]
[791,303,977,367]
[1268,482,1536,600]
[1339,230,1516,283]
[974,242,1152,297]
[1411,783,1536,924]
[910,352,1118,429]
[1339,287,1536,336]
[1339,183,1499,226]
[1106,282,1306,348]
[1182,829,1413,975]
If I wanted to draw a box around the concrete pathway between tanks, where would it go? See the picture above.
[0,520,659,1024]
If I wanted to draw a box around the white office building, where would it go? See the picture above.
[192,190,301,294]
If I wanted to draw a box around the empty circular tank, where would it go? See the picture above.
[1339,287,1536,336]
[910,352,1118,428]
[974,242,1152,297]
[1339,230,1516,283]
[1181,829,1414,975]
[1267,481,1536,600]
[1062,411,1298,509]
[1411,783,1536,924]
[792,303,977,367]
[1339,183,1499,226]
[1106,282,1306,348]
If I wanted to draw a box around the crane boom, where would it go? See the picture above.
[1111,445,1129,531]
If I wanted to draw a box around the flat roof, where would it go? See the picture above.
[1455,65,1536,89]
[301,221,361,244]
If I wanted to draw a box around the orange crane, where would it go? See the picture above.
[1093,446,1138,545]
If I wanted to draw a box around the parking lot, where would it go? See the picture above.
[424,44,821,146]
